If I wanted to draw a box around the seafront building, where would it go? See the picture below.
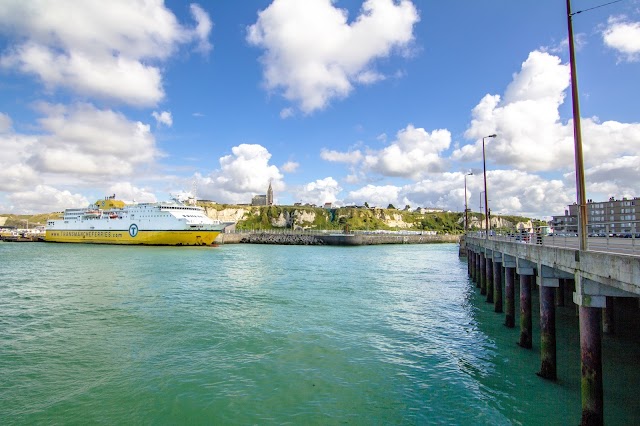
[550,196,639,235]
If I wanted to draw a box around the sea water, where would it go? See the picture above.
[0,242,638,424]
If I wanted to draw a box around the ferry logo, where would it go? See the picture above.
[129,224,139,238]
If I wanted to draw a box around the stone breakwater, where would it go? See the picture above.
[237,233,324,245]
[216,232,460,246]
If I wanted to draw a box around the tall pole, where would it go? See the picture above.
[567,0,588,251]
[464,173,472,233]
[482,134,496,239]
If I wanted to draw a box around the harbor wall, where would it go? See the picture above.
[215,231,459,246]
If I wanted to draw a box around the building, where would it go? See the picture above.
[251,182,274,206]
[551,197,639,235]
[251,195,267,206]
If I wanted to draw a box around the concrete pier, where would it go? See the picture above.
[467,235,640,425]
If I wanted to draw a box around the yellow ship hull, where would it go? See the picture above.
[45,229,220,246]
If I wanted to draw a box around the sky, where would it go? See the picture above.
[0,0,639,219]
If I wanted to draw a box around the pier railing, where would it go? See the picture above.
[468,231,640,256]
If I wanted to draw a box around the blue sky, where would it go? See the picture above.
[1,0,639,218]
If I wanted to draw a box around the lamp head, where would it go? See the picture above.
[487,134,497,138]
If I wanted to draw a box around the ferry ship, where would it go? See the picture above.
[45,195,227,245]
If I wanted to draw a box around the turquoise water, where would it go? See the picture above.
[0,242,638,424]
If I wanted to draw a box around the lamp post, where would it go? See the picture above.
[567,0,587,252]
[464,172,473,233]
[482,134,497,239]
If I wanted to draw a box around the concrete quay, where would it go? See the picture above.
[465,235,639,425]
[216,231,460,246]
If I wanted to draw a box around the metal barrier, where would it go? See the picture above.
[469,231,640,256]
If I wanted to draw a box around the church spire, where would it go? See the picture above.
[267,181,273,206]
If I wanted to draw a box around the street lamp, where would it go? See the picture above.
[464,172,473,233]
[482,134,497,239]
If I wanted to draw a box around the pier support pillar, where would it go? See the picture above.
[536,265,572,380]
[603,297,615,335]
[486,260,494,303]
[537,282,558,381]
[503,255,516,328]
[517,259,535,349]
[556,279,565,307]
[469,251,478,284]
[476,252,482,288]
[493,252,503,313]
[579,305,604,426]
[479,252,486,295]
[574,277,606,426]
[485,249,494,304]
[518,274,533,349]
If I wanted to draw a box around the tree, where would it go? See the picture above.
[364,201,370,208]
[404,204,411,211]
[387,204,396,209]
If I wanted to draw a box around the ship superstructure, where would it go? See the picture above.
[45,195,226,245]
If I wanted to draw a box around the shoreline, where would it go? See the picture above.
[1,231,461,246]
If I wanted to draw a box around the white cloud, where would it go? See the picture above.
[31,103,158,177]
[247,0,419,113]
[291,177,342,206]
[0,1,213,106]
[152,110,173,127]
[281,161,299,173]
[107,182,158,204]
[0,163,40,192]
[280,107,294,119]
[190,4,213,54]
[1,43,164,107]
[0,105,158,195]
[454,51,572,172]
[346,184,400,208]
[0,112,12,132]
[344,170,574,217]
[452,50,640,177]
[321,124,450,180]
[7,185,89,214]
[197,144,284,204]
[320,148,363,164]
[583,155,640,199]
[364,124,450,178]
[0,117,41,191]
[603,16,640,62]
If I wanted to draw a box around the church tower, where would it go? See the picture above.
[267,181,273,206]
